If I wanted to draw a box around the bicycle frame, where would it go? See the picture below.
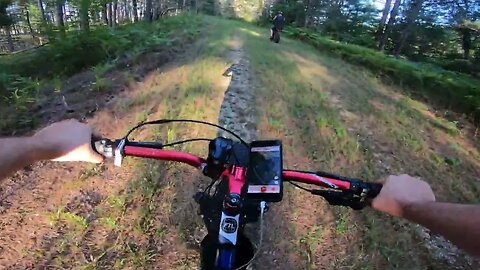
[119,144,361,269]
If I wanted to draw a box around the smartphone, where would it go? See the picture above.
[246,140,283,202]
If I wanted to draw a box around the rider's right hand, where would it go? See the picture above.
[371,174,435,217]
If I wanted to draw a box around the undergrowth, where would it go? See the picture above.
[0,15,202,134]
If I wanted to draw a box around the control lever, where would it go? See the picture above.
[310,189,366,210]
[92,138,124,166]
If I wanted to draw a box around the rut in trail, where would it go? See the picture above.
[217,38,257,142]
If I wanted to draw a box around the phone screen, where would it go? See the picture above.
[246,141,283,201]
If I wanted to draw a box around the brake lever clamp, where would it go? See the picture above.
[203,137,234,179]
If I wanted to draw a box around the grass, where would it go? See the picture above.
[284,27,480,125]
[47,208,88,230]
[239,18,478,269]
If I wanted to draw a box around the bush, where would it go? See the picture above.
[284,27,480,123]
[433,59,480,77]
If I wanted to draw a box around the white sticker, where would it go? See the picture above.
[218,213,240,245]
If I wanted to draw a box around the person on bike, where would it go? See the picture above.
[270,11,285,41]
[0,119,479,257]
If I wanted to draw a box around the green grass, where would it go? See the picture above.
[47,208,88,230]
[284,27,480,125]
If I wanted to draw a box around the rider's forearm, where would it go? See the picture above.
[0,137,50,180]
[404,202,480,256]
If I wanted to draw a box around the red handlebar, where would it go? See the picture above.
[124,146,206,168]
[123,145,352,190]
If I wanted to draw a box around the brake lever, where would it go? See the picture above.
[311,190,366,210]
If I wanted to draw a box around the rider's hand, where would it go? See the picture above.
[371,174,435,217]
[32,119,104,163]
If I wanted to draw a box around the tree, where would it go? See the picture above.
[394,0,426,56]
[122,0,128,20]
[108,1,112,26]
[132,0,137,21]
[112,0,117,26]
[23,5,35,38]
[55,0,65,34]
[102,2,108,24]
[144,0,152,21]
[447,0,480,59]
[378,0,402,50]
[376,0,392,41]
[0,0,14,51]
[37,0,46,22]
[79,0,91,31]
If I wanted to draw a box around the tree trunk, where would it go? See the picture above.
[378,0,401,51]
[38,0,46,22]
[79,0,90,31]
[102,3,108,25]
[461,28,472,59]
[4,26,14,52]
[393,0,424,56]
[108,3,113,26]
[144,0,152,21]
[113,0,118,27]
[376,0,392,43]
[123,0,129,20]
[24,7,35,38]
[55,0,65,35]
[132,0,138,22]
[303,0,311,27]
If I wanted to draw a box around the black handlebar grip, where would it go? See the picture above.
[366,182,383,198]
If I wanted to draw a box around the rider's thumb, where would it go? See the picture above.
[89,152,105,163]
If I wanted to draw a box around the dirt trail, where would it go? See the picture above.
[217,36,257,142]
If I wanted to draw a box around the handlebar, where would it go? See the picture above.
[93,137,382,209]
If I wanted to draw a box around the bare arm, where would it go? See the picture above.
[372,175,480,257]
[404,202,480,256]
[0,119,103,181]
[0,137,41,180]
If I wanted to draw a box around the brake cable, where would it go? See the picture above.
[288,181,313,192]
[124,119,249,147]
[287,181,368,210]
[161,138,212,148]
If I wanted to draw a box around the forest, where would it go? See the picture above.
[1,0,479,63]
[1,0,480,269]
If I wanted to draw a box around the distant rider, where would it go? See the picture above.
[270,11,285,41]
